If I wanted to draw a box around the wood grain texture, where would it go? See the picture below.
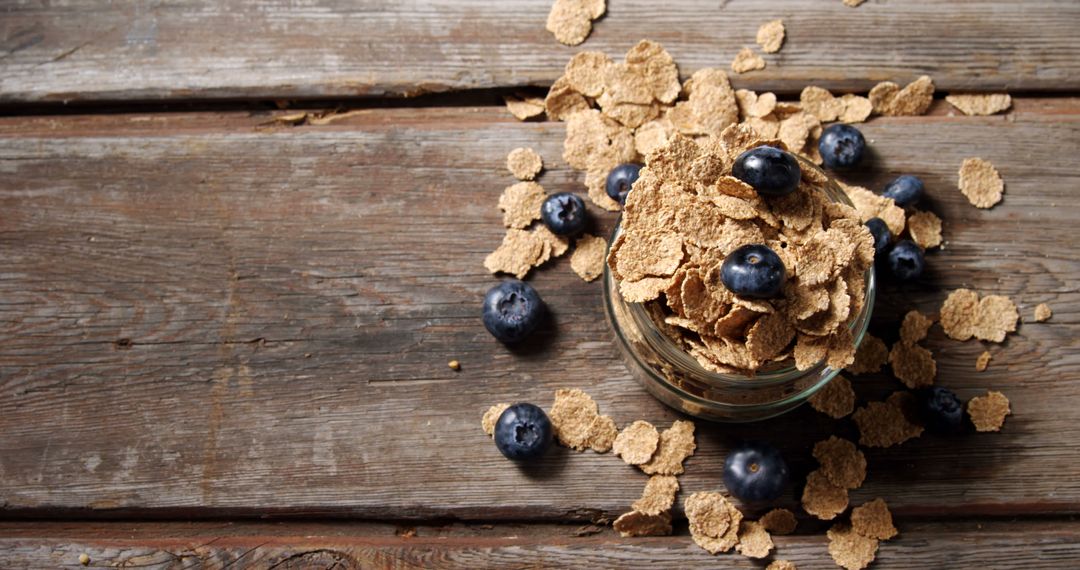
[3,1,1080,103]
[1,520,1078,569]
[0,100,1078,521]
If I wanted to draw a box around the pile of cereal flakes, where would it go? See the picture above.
[479,20,1048,566]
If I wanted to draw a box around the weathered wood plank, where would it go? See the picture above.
[0,100,1078,520]
[2,1,1079,103]
[0,520,1078,569]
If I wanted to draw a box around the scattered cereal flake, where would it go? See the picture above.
[549,388,600,451]
[838,94,874,123]
[613,509,673,537]
[900,310,934,344]
[498,181,547,229]
[585,169,623,212]
[809,374,856,419]
[625,40,682,104]
[632,475,680,516]
[503,94,546,121]
[813,436,867,489]
[974,294,1019,342]
[481,403,511,437]
[563,109,636,172]
[484,228,546,279]
[613,420,661,465]
[735,521,774,558]
[889,341,936,389]
[801,86,844,123]
[843,0,866,6]
[564,51,611,97]
[686,492,743,553]
[958,157,1004,208]
[586,414,619,452]
[634,118,676,156]
[1034,302,1053,322]
[851,498,898,540]
[756,19,785,54]
[853,398,924,448]
[846,333,888,375]
[545,76,591,121]
[669,68,740,137]
[907,210,943,249]
[976,350,992,372]
[532,224,571,258]
[570,234,607,282]
[545,0,604,46]
[767,561,797,570]
[731,47,766,74]
[968,390,1010,432]
[506,147,544,181]
[946,93,1012,116]
[840,181,906,236]
[801,469,849,520]
[640,420,697,475]
[869,75,935,116]
[940,288,980,341]
[760,508,797,535]
[827,523,879,570]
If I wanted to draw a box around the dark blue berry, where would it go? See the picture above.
[721,244,785,299]
[732,146,801,197]
[723,442,790,502]
[540,192,588,237]
[482,280,544,344]
[494,403,553,460]
[605,163,641,205]
[865,217,892,256]
[881,175,924,207]
[887,239,925,282]
[917,387,965,434]
[818,124,866,169]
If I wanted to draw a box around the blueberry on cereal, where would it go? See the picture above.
[494,403,553,460]
[882,175,924,207]
[605,163,641,205]
[886,239,925,281]
[819,124,866,169]
[865,217,892,257]
[732,146,801,197]
[482,280,544,343]
[723,442,790,502]
[917,387,965,434]
[540,192,588,237]
[721,244,786,299]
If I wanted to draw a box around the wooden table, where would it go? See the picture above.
[2,1,1079,568]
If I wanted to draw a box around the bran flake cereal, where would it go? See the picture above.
[843,0,866,6]
[838,94,874,124]
[846,333,888,375]
[760,508,798,535]
[546,0,605,46]
[570,234,609,282]
[632,475,680,516]
[484,228,547,279]
[534,224,571,258]
[801,86,845,123]
[735,521,774,558]
[958,157,1004,208]
[809,374,856,419]
[869,75,935,116]
[685,492,742,554]
[640,420,697,475]
[827,523,879,570]
[813,436,867,489]
[907,210,943,249]
[498,181,547,229]
[756,19,785,54]
[840,181,906,236]
[506,147,544,181]
[564,51,611,98]
[946,93,1012,116]
[851,498,898,540]
[503,94,546,121]
[667,68,740,137]
[587,414,619,452]
[1034,303,1053,322]
[545,76,592,121]
[976,350,992,372]
[767,562,797,570]
[889,341,936,389]
[940,288,1018,342]
[481,403,511,436]
[853,396,924,447]
[968,390,1010,432]
[801,469,849,520]
[900,310,934,344]
[613,510,673,537]
[549,388,600,451]
[613,420,661,465]
[731,47,766,74]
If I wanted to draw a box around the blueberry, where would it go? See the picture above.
[723,442,790,502]
[540,192,588,237]
[605,163,641,205]
[721,244,785,299]
[881,175,924,207]
[482,280,544,343]
[886,239,925,281]
[865,217,892,257]
[732,146,801,197]
[494,403,553,460]
[917,387,965,434]
[818,124,866,169]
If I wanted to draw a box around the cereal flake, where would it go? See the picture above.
[545,76,591,121]
[1034,303,1053,322]
[813,436,867,489]
[767,562,797,570]
[756,19,785,54]
[685,492,742,554]
[564,51,611,98]
[613,510,673,537]
[801,469,849,520]
[731,47,766,74]
[503,94,546,121]
[851,498,898,540]
[735,521,774,558]
[640,420,697,475]
[586,414,619,452]
[800,86,845,123]
[976,350,992,372]
[907,210,942,249]
[889,341,936,389]
[613,420,661,465]
[809,373,856,419]
[760,508,797,535]
[570,234,607,282]
[838,94,874,123]
[481,403,511,437]
[827,523,879,570]
[846,333,888,375]
[545,0,605,46]
[498,181,547,229]
[632,475,680,516]
[946,93,1012,116]
[506,147,544,181]
[968,390,1010,432]
[853,397,924,448]
[958,157,1004,208]
[900,310,934,344]
[549,388,600,451]
[484,228,547,279]
[869,75,935,116]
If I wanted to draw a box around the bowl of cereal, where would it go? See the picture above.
[604,128,876,422]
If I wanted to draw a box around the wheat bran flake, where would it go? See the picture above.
[567,233,607,282]
[503,94,546,121]
[907,210,943,249]
[767,561,797,570]
[846,333,888,375]
[686,491,742,553]
[958,157,1004,208]
[851,498,898,540]
[809,374,857,419]
[632,475,680,516]
[613,420,661,465]
[976,350,992,372]
[586,414,619,452]
[735,521,775,558]
[498,181,547,229]
[484,228,547,279]
[613,510,673,537]
[546,0,605,46]
[801,469,849,520]
[506,147,544,181]
[827,523,879,570]
[640,420,697,475]
[481,403,511,436]
[731,47,766,74]
[853,397,924,448]
[946,93,1012,116]
[968,390,1010,432]
[1034,303,1053,322]
[813,436,867,489]
[549,388,601,451]
[760,508,798,535]
[756,19,786,53]
[801,86,845,123]
[869,75,935,116]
